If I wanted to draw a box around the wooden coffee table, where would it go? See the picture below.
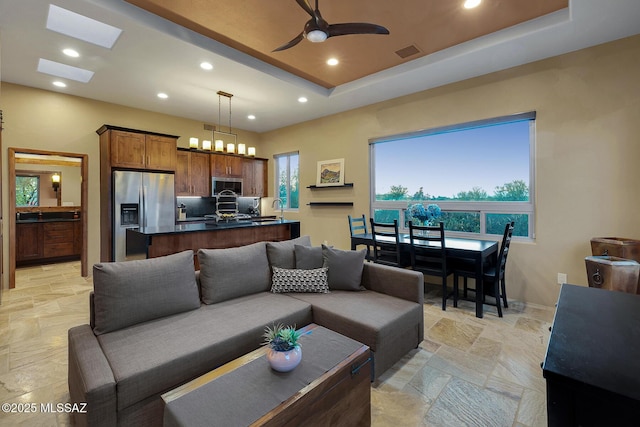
[162,324,372,427]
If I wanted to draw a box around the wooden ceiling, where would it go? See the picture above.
[125,0,568,89]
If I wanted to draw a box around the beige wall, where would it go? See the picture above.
[0,83,260,289]
[2,35,639,305]
[259,35,640,307]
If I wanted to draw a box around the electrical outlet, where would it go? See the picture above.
[557,273,567,285]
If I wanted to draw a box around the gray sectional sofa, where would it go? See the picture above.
[68,236,424,426]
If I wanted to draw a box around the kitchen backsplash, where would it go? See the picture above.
[176,196,260,217]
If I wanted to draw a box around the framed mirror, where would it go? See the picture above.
[16,170,62,207]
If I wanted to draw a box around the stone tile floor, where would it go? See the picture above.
[0,262,554,426]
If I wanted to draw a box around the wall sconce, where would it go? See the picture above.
[202,140,212,151]
[215,139,224,152]
[226,143,235,154]
[237,143,246,155]
[52,173,61,193]
[189,137,199,149]
[248,147,256,156]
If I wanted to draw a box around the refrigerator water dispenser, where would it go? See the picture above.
[121,203,139,226]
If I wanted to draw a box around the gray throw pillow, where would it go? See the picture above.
[270,267,330,293]
[198,242,271,304]
[322,245,367,291]
[92,250,200,335]
[266,235,312,269]
[294,244,324,269]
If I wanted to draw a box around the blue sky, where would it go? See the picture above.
[373,120,531,198]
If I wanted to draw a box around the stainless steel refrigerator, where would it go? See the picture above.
[113,170,175,262]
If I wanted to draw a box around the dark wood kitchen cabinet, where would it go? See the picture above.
[210,153,243,178]
[98,125,178,172]
[176,150,210,196]
[242,158,268,197]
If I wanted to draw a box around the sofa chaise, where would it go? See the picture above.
[68,236,424,426]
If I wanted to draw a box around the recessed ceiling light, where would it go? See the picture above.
[63,48,79,58]
[47,5,122,49]
[463,0,481,9]
[200,62,213,70]
[247,115,256,120]
[37,58,94,83]
[327,58,339,66]
[53,81,67,88]
[157,93,169,99]
[298,97,308,103]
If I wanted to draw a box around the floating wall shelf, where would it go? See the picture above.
[307,202,354,207]
[306,183,354,189]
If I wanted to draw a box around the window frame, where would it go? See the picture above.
[369,112,536,240]
[273,151,300,211]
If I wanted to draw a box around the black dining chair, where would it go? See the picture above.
[348,214,371,260]
[453,221,515,317]
[408,221,453,311]
[369,219,402,267]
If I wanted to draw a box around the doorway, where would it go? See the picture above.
[8,148,88,289]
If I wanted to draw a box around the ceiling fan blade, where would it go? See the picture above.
[295,0,315,18]
[272,32,305,52]
[327,23,390,38]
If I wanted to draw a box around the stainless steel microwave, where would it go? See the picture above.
[212,177,243,196]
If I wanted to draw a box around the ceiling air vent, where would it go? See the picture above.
[395,45,421,59]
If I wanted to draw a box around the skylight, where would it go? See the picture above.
[46,4,122,49]
[37,59,94,83]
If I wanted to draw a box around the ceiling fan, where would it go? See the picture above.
[273,0,390,52]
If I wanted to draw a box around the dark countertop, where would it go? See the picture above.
[129,219,299,236]
[16,218,81,223]
[176,215,277,223]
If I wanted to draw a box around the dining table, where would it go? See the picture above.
[351,233,499,318]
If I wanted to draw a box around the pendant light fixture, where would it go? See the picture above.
[211,90,256,156]
[214,91,237,154]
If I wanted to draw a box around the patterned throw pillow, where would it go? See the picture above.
[270,267,330,293]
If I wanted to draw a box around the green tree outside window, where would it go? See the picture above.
[16,175,39,206]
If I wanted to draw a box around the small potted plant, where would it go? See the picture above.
[263,323,303,372]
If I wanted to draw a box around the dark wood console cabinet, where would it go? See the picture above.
[543,284,640,426]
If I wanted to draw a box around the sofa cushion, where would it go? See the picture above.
[270,267,330,293]
[198,242,271,304]
[266,236,312,269]
[289,290,423,377]
[322,245,366,291]
[97,292,313,412]
[92,250,200,335]
[294,245,324,269]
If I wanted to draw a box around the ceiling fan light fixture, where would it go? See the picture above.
[306,30,327,43]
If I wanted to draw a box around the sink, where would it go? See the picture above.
[250,216,277,222]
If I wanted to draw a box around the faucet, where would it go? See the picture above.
[272,198,285,221]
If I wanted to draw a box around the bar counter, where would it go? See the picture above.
[126,220,300,265]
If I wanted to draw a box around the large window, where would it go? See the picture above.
[274,152,299,209]
[370,112,535,239]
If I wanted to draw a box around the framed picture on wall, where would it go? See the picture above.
[316,158,345,187]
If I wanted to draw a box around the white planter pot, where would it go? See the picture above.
[266,346,302,372]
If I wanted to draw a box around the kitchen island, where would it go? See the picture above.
[126,219,300,266]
